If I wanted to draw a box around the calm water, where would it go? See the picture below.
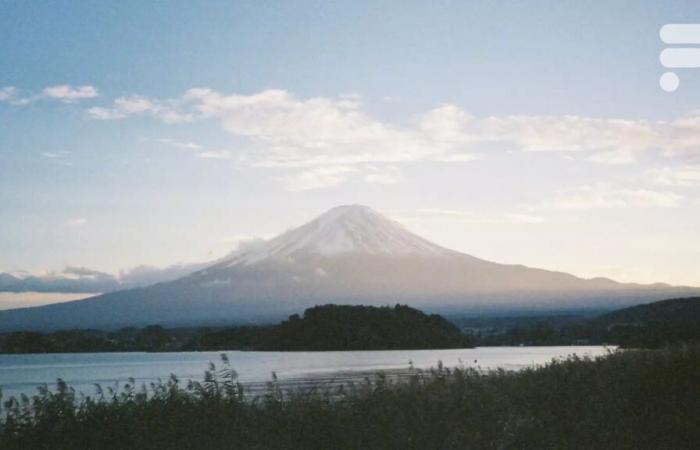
[0,346,612,400]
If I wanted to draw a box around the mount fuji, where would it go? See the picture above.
[0,205,696,331]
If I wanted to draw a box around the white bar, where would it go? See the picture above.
[660,24,700,44]
[660,48,700,68]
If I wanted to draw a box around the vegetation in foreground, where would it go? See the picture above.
[2,346,699,449]
[0,304,472,353]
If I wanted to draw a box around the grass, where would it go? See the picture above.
[1,346,699,449]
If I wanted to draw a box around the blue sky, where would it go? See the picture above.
[2,1,700,285]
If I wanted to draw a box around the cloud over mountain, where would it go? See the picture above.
[0,262,209,295]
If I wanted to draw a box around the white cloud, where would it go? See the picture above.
[148,138,202,150]
[114,95,153,113]
[666,115,700,156]
[0,87,37,106]
[385,184,684,231]
[40,150,74,164]
[87,95,192,123]
[587,150,637,165]
[65,218,88,226]
[2,85,97,105]
[221,235,263,246]
[92,89,700,164]
[389,208,545,224]
[39,150,74,167]
[364,173,403,184]
[43,85,98,102]
[179,89,482,168]
[10,97,36,106]
[218,236,270,259]
[653,166,700,187]
[281,165,357,191]
[364,166,403,184]
[80,87,700,188]
[197,150,237,160]
[480,116,660,156]
[532,184,684,211]
[418,105,473,145]
[0,86,17,101]
[86,106,126,120]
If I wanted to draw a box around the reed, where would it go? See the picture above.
[2,346,699,449]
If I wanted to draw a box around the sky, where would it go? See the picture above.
[2,0,700,286]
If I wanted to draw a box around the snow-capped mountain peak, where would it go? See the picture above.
[224,204,452,265]
[3,204,694,332]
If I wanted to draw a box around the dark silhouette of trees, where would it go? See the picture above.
[193,304,473,351]
[0,304,472,353]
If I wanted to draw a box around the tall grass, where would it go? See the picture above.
[2,346,699,449]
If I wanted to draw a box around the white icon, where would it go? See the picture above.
[659,24,700,92]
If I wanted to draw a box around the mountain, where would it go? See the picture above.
[0,204,697,331]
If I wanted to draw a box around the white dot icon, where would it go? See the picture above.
[659,71,680,92]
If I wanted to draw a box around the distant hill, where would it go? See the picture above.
[466,297,700,348]
[595,296,700,325]
[590,297,700,348]
[1,205,697,331]
[193,304,473,351]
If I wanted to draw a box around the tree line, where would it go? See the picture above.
[0,304,473,353]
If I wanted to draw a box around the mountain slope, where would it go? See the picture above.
[0,205,697,331]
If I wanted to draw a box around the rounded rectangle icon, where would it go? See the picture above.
[660,24,700,44]
[659,48,700,68]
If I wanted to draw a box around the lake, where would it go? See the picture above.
[0,346,612,400]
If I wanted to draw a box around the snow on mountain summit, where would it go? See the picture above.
[224,204,452,265]
[3,204,694,332]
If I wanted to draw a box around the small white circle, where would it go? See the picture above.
[660,72,679,92]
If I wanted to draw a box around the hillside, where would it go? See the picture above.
[590,297,700,348]
[465,296,700,348]
[595,296,700,324]
[193,304,472,351]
